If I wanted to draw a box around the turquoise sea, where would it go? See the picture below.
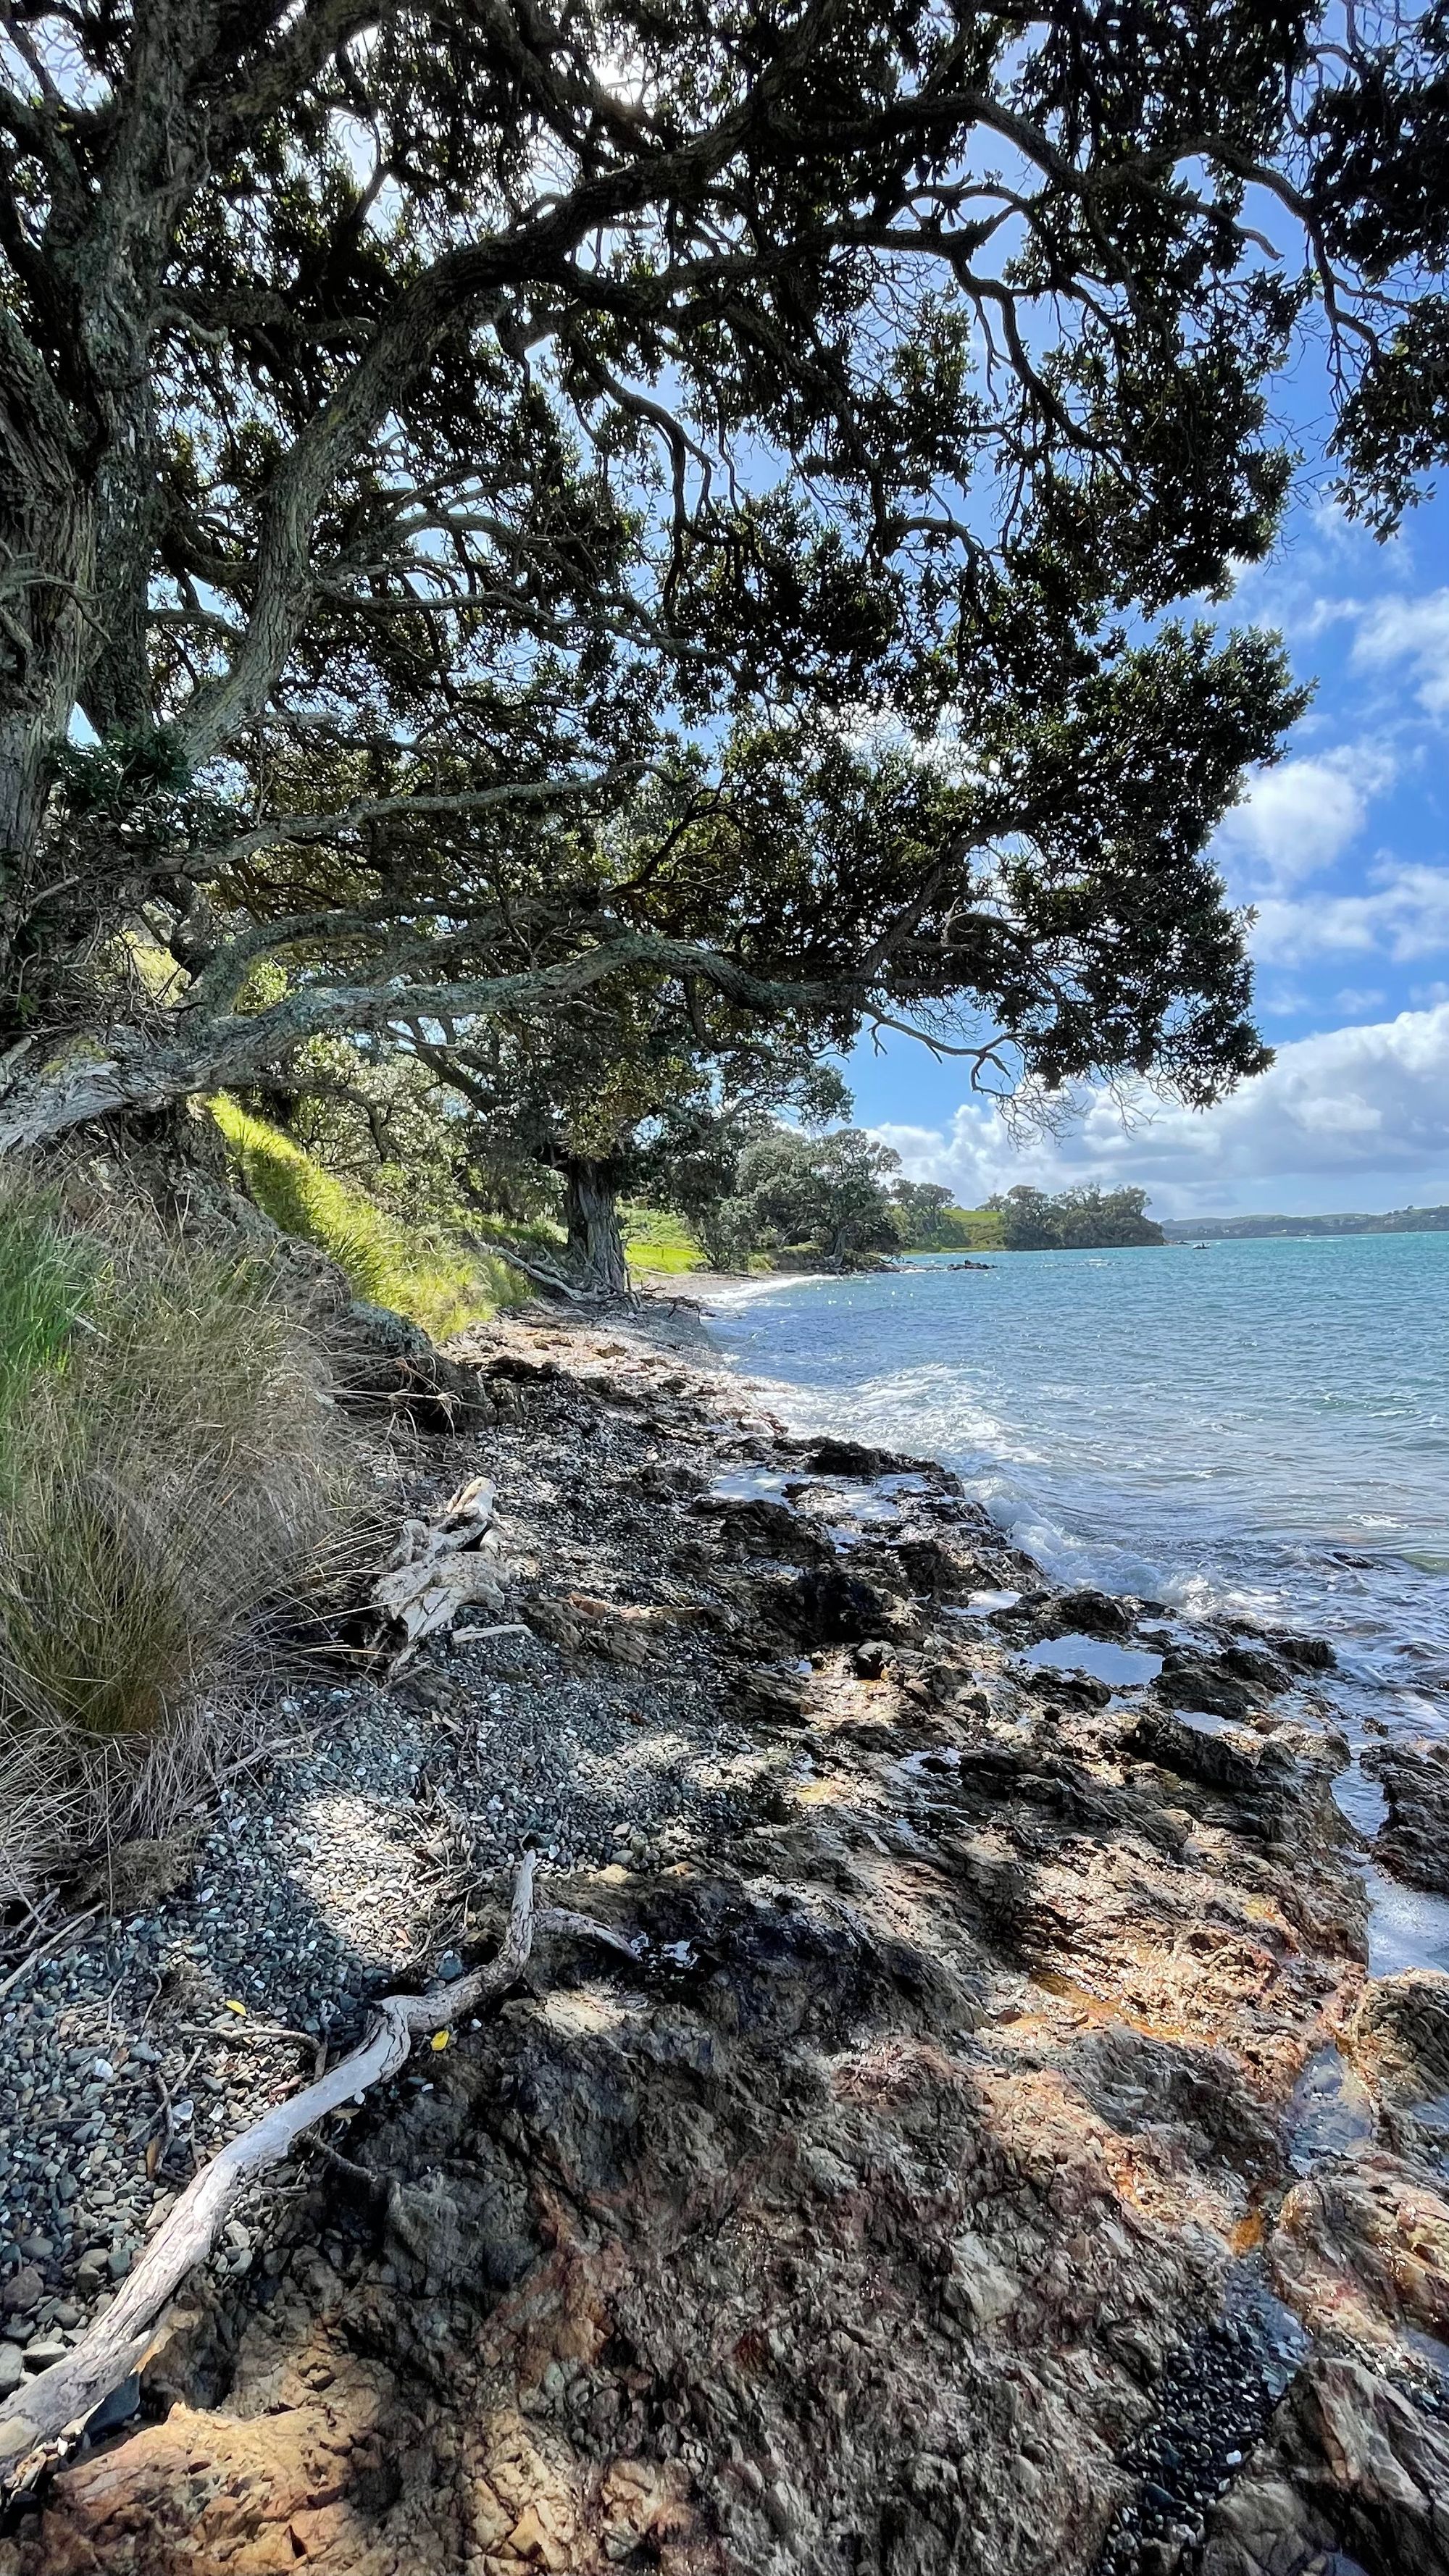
[705,1230,1449,1970]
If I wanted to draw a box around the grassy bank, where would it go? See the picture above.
[212,1102,529,1337]
[622,1205,706,1278]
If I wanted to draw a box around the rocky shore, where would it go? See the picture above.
[1,1298,1447,2575]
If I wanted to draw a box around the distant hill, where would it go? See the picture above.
[1159,1205,1449,1241]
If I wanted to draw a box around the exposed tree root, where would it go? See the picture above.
[0,1854,540,2477]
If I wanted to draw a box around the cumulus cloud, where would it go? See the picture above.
[872,1003,1449,1216]
[1250,861,1449,963]
[1214,752,1377,891]
[1353,589,1449,719]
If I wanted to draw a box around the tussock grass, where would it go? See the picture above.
[0,1191,96,1423]
[0,1187,349,1898]
[212,1100,527,1338]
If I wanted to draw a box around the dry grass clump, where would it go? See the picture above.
[0,1184,348,1899]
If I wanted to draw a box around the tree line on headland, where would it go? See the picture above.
[1159,1206,1449,1241]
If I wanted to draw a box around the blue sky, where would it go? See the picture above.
[851,455,1449,1218]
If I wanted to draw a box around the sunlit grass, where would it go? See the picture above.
[622,1204,706,1276]
[212,1100,528,1337]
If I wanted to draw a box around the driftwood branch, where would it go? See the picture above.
[372,1474,506,1652]
[0,1854,540,2474]
[536,1903,647,1965]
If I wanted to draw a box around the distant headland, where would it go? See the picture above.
[1158,1205,1449,1241]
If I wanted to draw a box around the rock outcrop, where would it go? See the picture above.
[4,1308,1445,2576]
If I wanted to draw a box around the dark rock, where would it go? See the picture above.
[1,2264,43,2315]
[766,1563,888,1647]
[1202,2356,1449,2576]
[850,1639,894,1681]
[796,1435,914,1479]
[890,1535,966,1597]
[732,1666,809,1724]
[1364,1739,1449,1896]
[477,1349,561,1382]
[330,1299,493,1429]
[1350,1970,1449,2108]
[1158,1652,1274,1720]
[1128,1707,1295,1803]
[1260,1628,1336,1673]
[700,1493,830,1565]
[1039,1670,1113,1711]
[1050,1589,1134,1639]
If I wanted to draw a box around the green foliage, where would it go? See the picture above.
[212,1100,527,1337]
[1160,1204,1449,1240]
[259,1037,491,1231]
[988,1187,1166,1252]
[4,5,1449,1157]
[729,1129,902,1271]
[0,1189,342,1789]
[52,723,193,816]
[890,1187,1007,1251]
[0,1189,97,1429]
[634,1060,853,1273]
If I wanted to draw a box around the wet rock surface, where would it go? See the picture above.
[1,1304,1445,2574]
[1364,1741,1449,1897]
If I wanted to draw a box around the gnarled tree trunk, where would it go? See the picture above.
[561,1155,629,1298]
[0,351,93,936]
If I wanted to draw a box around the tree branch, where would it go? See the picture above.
[0,1853,540,2477]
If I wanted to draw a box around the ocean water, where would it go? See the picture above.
[705,1231,1449,1971]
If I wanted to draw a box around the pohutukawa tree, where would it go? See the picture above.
[0,0,1445,1155]
[398,946,853,1292]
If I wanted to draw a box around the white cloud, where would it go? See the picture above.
[1353,588,1449,719]
[873,1003,1449,1216]
[1258,981,1312,1017]
[1334,985,1386,1015]
[1250,861,1449,963]
[1216,755,1367,890]
[1214,744,1395,894]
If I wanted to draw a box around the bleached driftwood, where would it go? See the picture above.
[536,1903,646,1966]
[0,1854,538,2473]
[372,1473,506,1648]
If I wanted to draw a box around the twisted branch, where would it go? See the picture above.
[0,1853,540,2475]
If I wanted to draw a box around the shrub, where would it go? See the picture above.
[0,1188,347,1896]
[212,1101,527,1337]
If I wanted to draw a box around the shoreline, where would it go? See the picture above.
[4,1296,1448,2574]
[689,1271,1449,1986]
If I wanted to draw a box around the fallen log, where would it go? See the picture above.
[0,1854,538,2475]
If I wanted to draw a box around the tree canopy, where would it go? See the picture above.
[989,1182,1165,1250]
[890,1180,969,1250]
[1,1,1446,1156]
[727,1126,903,1270]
